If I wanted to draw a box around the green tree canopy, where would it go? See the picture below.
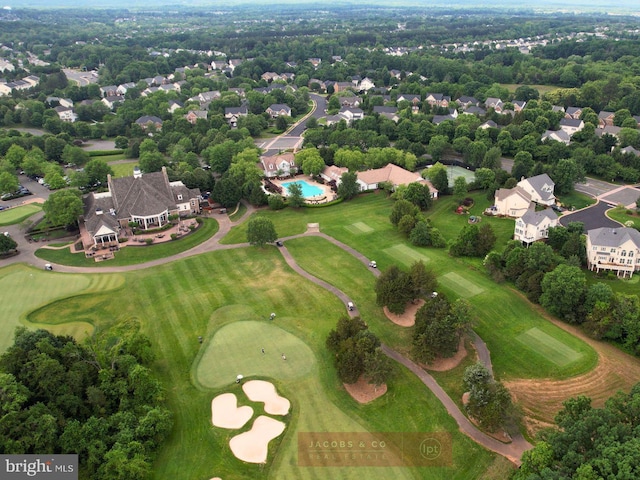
[42,189,83,227]
[246,216,278,247]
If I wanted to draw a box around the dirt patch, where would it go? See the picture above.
[462,392,512,443]
[344,376,387,404]
[383,299,424,327]
[423,337,468,371]
[504,293,640,436]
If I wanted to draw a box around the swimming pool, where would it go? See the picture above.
[281,180,324,198]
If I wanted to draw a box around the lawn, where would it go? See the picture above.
[0,264,123,353]
[607,204,637,226]
[557,190,596,210]
[0,203,42,226]
[34,218,219,267]
[108,159,138,178]
[26,247,495,480]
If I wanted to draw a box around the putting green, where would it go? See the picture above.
[196,318,315,389]
[0,265,105,353]
[439,272,485,298]
[345,221,374,234]
[516,327,582,367]
[383,244,430,267]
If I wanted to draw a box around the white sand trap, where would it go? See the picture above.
[211,393,253,429]
[242,380,291,415]
[229,415,286,464]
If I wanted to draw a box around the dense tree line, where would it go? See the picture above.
[0,326,172,479]
[516,384,640,479]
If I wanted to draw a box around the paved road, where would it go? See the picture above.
[559,200,621,232]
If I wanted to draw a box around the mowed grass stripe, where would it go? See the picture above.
[439,272,485,298]
[517,328,583,367]
[383,244,430,267]
[345,221,374,234]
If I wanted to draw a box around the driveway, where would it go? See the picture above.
[559,201,621,232]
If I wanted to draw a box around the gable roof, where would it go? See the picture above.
[588,227,640,249]
[518,174,555,203]
[495,185,532,203]
[518,209,558,226]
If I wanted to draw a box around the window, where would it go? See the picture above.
[177,194,183,201]
[628,259,633,265]
[621,251,627,257]
[593,246,597,251]
[630,252,635,257]
[611,248,616,253]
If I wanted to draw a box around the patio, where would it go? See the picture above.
[82,218,199,262]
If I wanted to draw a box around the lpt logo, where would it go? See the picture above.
[1,455,78,479]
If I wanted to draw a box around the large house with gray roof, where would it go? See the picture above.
[586,227,640,278]
[517,173,555,207]
[80,167,200,249]
[514,209,558,245]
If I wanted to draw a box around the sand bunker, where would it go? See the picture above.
[344,376,387,404]
[242,380,291,416]
[229,415,286,464]
[383,299,425,327]
[211,393,253,429]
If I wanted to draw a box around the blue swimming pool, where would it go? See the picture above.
[281,180,323,198]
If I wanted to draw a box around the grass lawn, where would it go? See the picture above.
[108,159,138,178]
[557,190,596,210]
[607,205,637,226]
[0,264,124,353]
[34,218,219,267]
[499,84,561,96]
[26,248,495,480]
[0,203,42,226]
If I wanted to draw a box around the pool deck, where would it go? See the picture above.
[271,177,335,204]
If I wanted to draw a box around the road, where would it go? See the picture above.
[258,93,326,156]
[559,200,621,232]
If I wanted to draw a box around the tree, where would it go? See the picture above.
[423,162,449,193]
[211,175,241,208]
[44,136,67,162]
[286,181,305,208]
[390,199,419,226]
[268,194,285,210]
[139,151,167,173]
[540,264,587,323]
[463,363,513,432]
[551,158,583,195]
[326,316,391,386]
[453,176,468,199]
[0,171,19,195]
[4,144,26,169]
[515,384,640,480]
[374,265,414,314]
[246,217,278,247]
[42,189,83,227]
[413,295,466,362]
[474,168,495,190]
[450,224,495,257]
[427,135,450,162]
[61,145,90,167]
[297,148,325,176]
[337,171,359,200]
[0,234,18,255]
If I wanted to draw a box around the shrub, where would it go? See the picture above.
[145,238,153,245]
[171,233,178,240]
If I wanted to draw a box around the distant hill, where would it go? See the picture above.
[4,0,639,14]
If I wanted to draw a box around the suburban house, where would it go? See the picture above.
[479,120,498,129]
[185,110,208,124]
[565,107,582,119]
[80,166,200,250]
[485,98,504,112]
[621,146,640,157]
[224,105,248,127]
[586,227,640,278]
[493,186,533,218]
[260,153,296,178]
[99,85,118,97]
[116,82,136,95]
[517,173,555,206]
[398,93,422,106]
[541,129,571,145]
[514,209,559,245]
[559,118,584,136]
[596,125,622,140]
[513,100,527,112]
[102,95,124,110]
[456,96,479,108]
[168,100,184,114]
[135,115,163,131]
[337,106,364,125]
[373,106,400,122]
[356,163,438,198]
[53,106,77,123]
[425,93,450,108]
[266,104,292,118]
[358,77,376,92]
[598,111,615,128]
[320,165,348,185]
